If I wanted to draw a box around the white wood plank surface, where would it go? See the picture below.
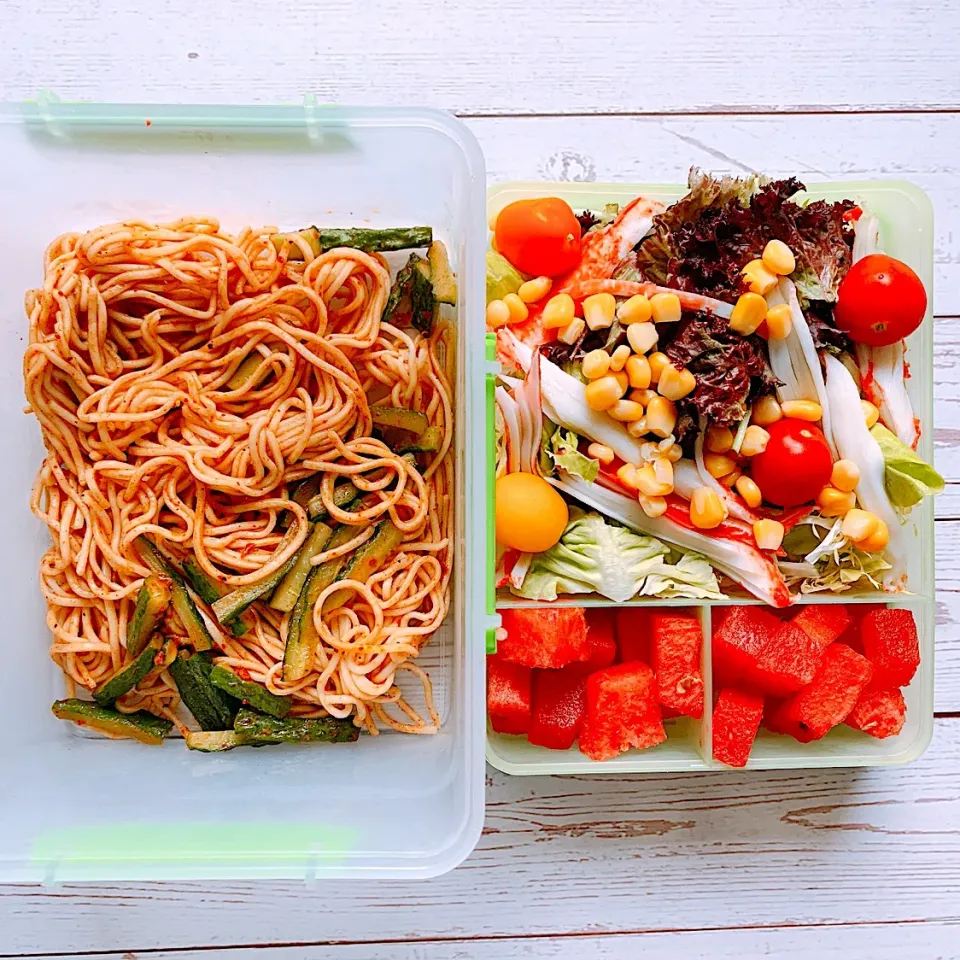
[3,2,960,957]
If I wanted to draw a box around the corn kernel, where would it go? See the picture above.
[612,370,629,396]
[629,387,658,407]
[752,395,783,426]
[862,400,880,428]
[616,463,640,492]
[617,294,653,325]
[648,351,670,383]
[658,363,697,401]
[639,494,668,518]
[857,519,889,553]
[665,443,683,463]
[730,292,768,336]
[741,259,779,296]
[608,399,646,423]
[831,459,861,493]
[719,467,742,488]
[705,425,734,454]
[609,344,632,372]
[842,509,880,543]
[704,452,738,479]
[762,239,796,276]
[735,475,763,508]
[740,425,771,457]
[817,485,856,517]
[587,442,615,465]
[640,441,659,462]
[653,456,674,488]
[584,376,624,412]
[518,276,552,303]
[657,436,677,456]
[646,396,678,438]
[557,317,585,345]
[627,418,649,438]
[627,321,659,355]
[581,349,611,380]
[583,292,617,331]
[650,292,682,324]
[753,518,785,551]
[625,355,652,390]
[635,463,673,497]
[781,399,823,422]
[541,293,576,330]
[503,293,529,325]
[765,303,793,340]
[690,486,725,529]
[486,299,510,329]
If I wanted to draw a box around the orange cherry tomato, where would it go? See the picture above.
[494,198,582,277]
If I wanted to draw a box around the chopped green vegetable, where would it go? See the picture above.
[371,406,429,435]
[208,665,291,719]
[53,699,172,745]
[393,424,442,455]
[233,707,359,744]
[383,252,435,332]
[127,575,172,657]
[269,522,333,612]
[870,423,944,508]
[272,226,432,260]
[93,634,165,706]
[185,730,250,752]
[306,482,360,522]
[546,427,599,482]
[226,354,270,391]
[180,560,249,638]
[427,240,457,305]
[322,520,403,614]
[486,250,523,304]
[168,652,236,731]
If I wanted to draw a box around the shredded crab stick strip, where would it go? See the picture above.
[554,472,792,607]
[765,284,818,403]
[673,457,759,525]
[495,386,522,475]
[516,346,544,474]
[504,331,645,465]
[852,211,919,449]
[824,354,906,586]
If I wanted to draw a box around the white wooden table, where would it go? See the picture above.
[3,2,960,956]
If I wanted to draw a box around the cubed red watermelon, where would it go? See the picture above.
[711,606,780,689]
[584,608,618,669]
[750,621,824,697]
[614,608,651,664]
[844,686,907,739]
[487,655,532,735]
[836,603,887,653]
[579,663,666,761]
[650,612,704,719]
[528,664,590,750]
[498,607,591,669]
[791,604,850,649]
[765,644,874,742]
[712,687,764,768]
[860,608,920,688]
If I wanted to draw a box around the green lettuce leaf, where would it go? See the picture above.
[547,428,599,482]
[870,423,944,508]
[514,509,723,602]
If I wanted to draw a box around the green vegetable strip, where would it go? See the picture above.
[233,707,359,744]
[272,226,432,261]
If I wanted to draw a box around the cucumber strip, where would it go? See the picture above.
[272,226,432,261]
[169,652,236,731]
[291,474,323,510]
[321,520,404,615]
[268,522,334,613]
[233,707,359,744]
[226,353,271,391]
[371,406,429,435]
[306,481,359,523]
[135,537,214,651]
[392,424,443,456]
[127,574,172,657]
[53,699,172,745]
[184,730,252,752]
[181,559,249,638]
[208,665,292,719]
[427,240,457,305]
[383,252,435,332]
[93,634,165,706]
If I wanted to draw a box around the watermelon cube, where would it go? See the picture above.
[837,603,887,653]
[498,607,591,669]
[487,655,532,735]
[844,687,907,739]
[712,687,764,768]
[614,607,651,664]
[650,613,704,718]
[860,608,920,688]
[791,604,850,649]
[584,608,618,669]
[579,663,666,761]
[711,606,780,688]
[765,644,874,742]
[750,621,824,697]
[528,664,590,750]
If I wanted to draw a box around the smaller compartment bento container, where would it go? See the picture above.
[0,99,488,881]
[486,179,936,775]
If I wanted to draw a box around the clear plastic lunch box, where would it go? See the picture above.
[0,99,488,881]
[485,180,936,775]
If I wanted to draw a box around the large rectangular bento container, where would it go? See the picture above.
[0,99,489,881]
[486,179,936,775]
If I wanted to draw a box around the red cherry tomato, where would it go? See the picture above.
[494,198,582,277]
[834,254,927,347]
[749,419,833,508]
